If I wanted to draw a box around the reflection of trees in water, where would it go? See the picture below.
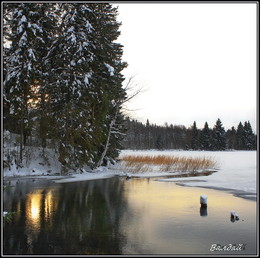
[4,179,59,254]
[4,177,129,255]
[47,177,129,254]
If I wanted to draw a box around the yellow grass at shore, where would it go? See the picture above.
[118,154,218,173]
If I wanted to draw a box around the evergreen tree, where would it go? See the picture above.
[190,121,200,150]
[87,3,127,166]
[4,3,50,162]
[212,118,226,150]
[44,3,99,170]
[36,4,60,148]
[155,135,164,150]
[226,126,236,150]
[4,3,128,172]
[122,119,256,151]
[235,122,245,150]
[243,121,256,150]
[200,122,212,150]
[145,119,152,149]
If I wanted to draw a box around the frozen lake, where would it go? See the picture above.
[120,150,257,200]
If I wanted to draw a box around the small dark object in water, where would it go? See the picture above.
[200,206,208,217]
[230,211,239,222]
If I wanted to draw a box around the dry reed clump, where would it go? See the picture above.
[118,155,218,173]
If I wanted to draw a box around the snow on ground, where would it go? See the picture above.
[3,147,257,198]
[3,147,61,177]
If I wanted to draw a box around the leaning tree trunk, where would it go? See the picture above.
[97,104,120,167]
[97,117,116,167]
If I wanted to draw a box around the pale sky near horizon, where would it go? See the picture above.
[116,3,257,131]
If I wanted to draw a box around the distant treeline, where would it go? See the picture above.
[123,118,257,151]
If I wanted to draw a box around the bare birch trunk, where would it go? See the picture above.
[97,103,121,168]
[97,118,115,167]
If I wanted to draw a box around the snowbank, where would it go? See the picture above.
[3,147,62,177]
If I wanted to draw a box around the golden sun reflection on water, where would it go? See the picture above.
[122,179,256,254]
[124,179,256,216]
[25,189,57,232]
[26,192,42,230]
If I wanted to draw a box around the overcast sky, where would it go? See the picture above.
[116,3,257,131]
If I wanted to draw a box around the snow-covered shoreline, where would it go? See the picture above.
[3,149,257,201]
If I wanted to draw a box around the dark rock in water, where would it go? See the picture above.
[126,175,132,180]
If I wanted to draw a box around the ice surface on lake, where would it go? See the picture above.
[121,150,257,194]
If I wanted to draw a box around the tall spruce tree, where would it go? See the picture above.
[243,121,256,150]
[226,126,236,150]
[87,4,127,166]
[35,4,60,148]
[200,122,212,150]
[212,118,226,150]
[4,3,128,172]
[235,122,245,150]
[190,121,200,150]
[4,3,50,163]
[44,3,99,170]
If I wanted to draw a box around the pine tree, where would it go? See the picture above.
[87,4,127,166]
[243,121,256,150]
[4,3,128,172]
[226,126,236,150]
[200,122,212,150]
[4,3,50,163]
[35,4,60,148]
[212,118,226,150]
[155,134,164,150]
[235,122,245,150]
[44,3,99,170]
[190,121,200,150]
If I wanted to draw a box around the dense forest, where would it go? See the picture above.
[3,3,127,171]
[123,118,257,151]
[3,3,257,175]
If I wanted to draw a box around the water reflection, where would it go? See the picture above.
[26,192,41,229]
[120,179,256,254]
[3,177,257,255]
[4,178,128,255]
[25,189,57,230]
[200,206,208,217]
